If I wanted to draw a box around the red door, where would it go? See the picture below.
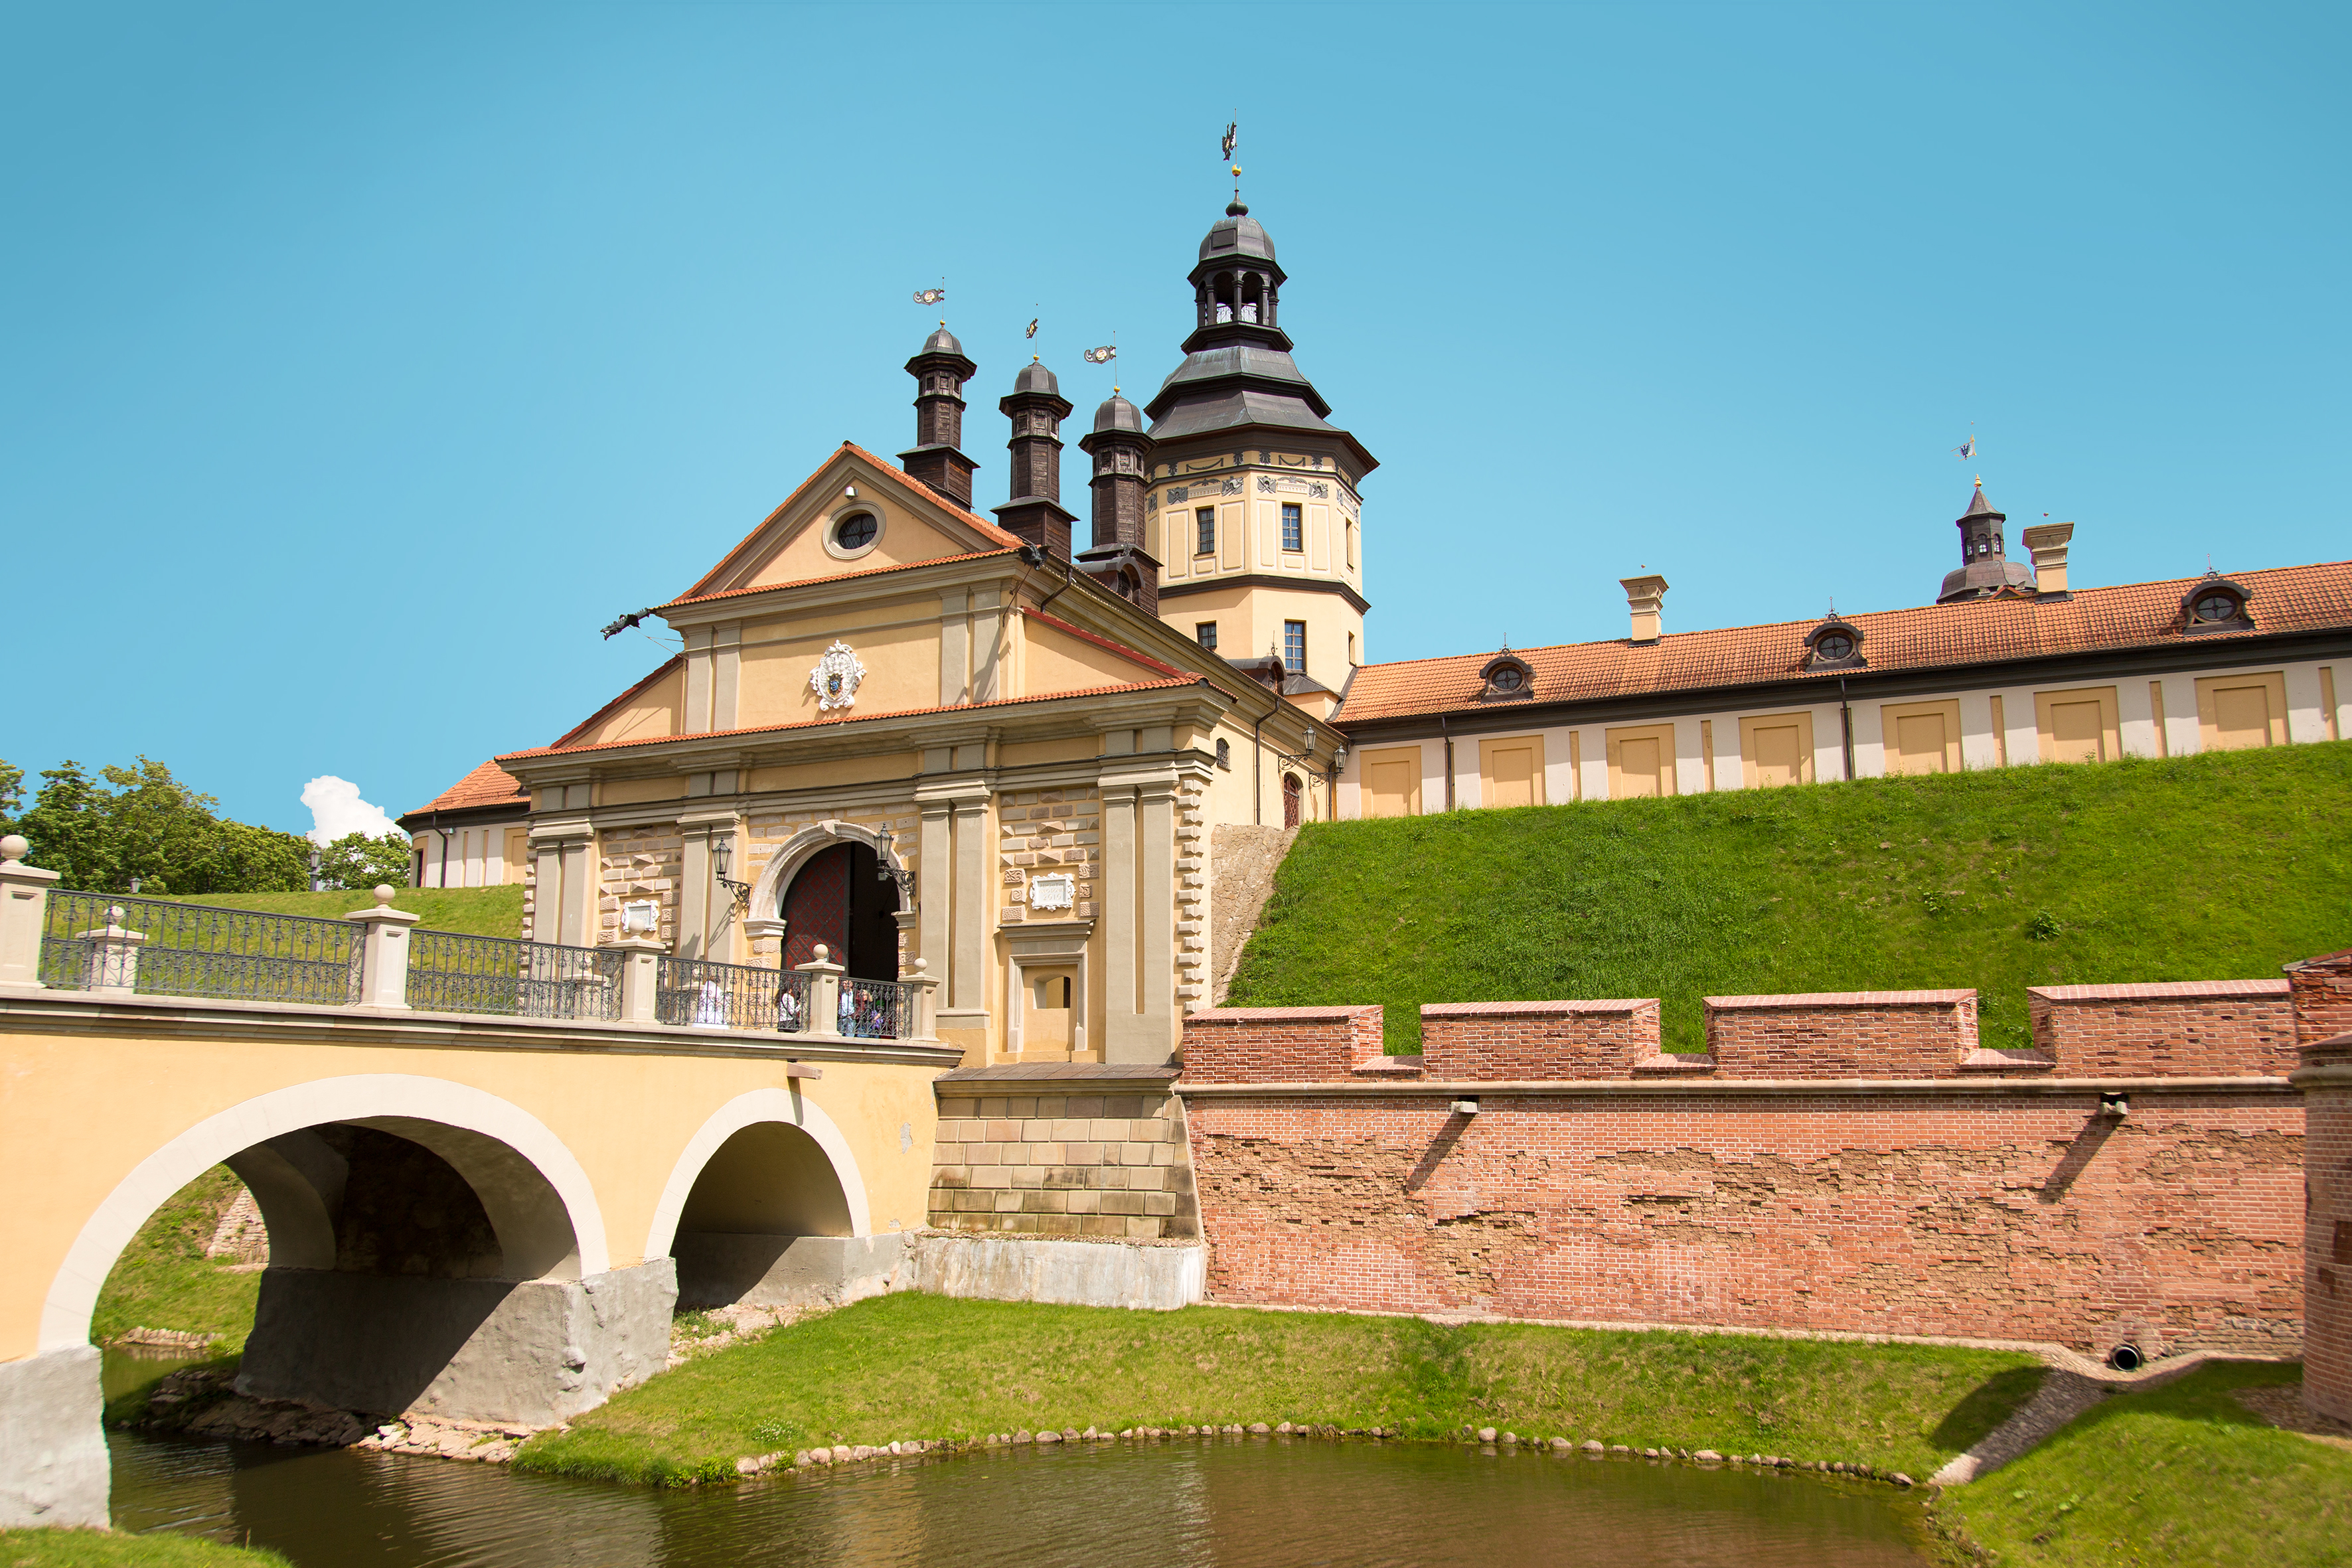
[782,844,851,969]
[1282,773,1302,828]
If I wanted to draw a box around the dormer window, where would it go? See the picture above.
[1804,618,1867,671]
[1478,654,1535,700]
[2181,576,2253,635]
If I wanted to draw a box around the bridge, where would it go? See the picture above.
[0,840,955,1527]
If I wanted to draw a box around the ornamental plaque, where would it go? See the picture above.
[1028,872,1076,912]
[808,641,866,712]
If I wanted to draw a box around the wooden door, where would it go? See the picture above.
[781,844,851,969]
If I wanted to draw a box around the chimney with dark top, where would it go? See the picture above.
[991,358,1077,555]
[1075,391,1160,614]
[900,326,978,509]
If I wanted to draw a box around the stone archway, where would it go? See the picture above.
[745,820,912,981]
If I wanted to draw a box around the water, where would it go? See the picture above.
[105,1356,1934,1567]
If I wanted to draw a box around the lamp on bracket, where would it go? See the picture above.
[710,834,753,913]
[872,825,916,902]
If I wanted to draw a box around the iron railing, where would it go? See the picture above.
[836,977,917,1040]
[405,929,622,1021]
[38,892,362,1004]
[657,956,809,1033]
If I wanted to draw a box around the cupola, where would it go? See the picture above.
[992,357,1077,556]
[1936,481,2037,603]
[900,325,979,510]
[1075,390,1160,613]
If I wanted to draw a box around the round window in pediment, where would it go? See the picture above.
[833,513,879,552]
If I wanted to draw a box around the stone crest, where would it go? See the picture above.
[808,641,866,712]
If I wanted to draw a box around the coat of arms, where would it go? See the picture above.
[809,641,866,712]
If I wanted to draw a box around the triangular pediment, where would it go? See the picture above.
[676,443,1023,603]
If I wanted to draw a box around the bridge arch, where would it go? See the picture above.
[642,1087,872,1261]
[41,1073,607,1354]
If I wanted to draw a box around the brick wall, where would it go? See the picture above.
[1178,1006,1390,1083]
[1419,1000,1663,1079]
[1180,1083,2301,1355]
[1702,990,1978,1077]
[2030,980,2296,1077]
[2289,950,2352,1050]
[2302,1031,2352,1422]
[930,1069,1198,1241]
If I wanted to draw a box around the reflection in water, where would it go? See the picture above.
[111,1428,1934,1568]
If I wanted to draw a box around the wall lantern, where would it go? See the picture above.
[712,834,753,911]
[872,824,915,900]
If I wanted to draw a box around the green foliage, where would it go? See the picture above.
[1,757,311,896]
[145,885,524,938]
[1929,1360,2351,1566]
[1227,743,2352,1051]
[313,830,412,890]
[0,1529,290,1565]
[0,757,23,828]
[90,1166,262,1355]
[516,1292,2039,1486]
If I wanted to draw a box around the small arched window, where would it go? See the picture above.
[1282,772,1303,829]
[1215,738,1231,770]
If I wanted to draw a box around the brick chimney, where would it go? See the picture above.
[899,326,978,509]
[1620,574,1669,645]
[991,358,1076,556]
[2023,520,2075,599]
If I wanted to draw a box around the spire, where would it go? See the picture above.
[1075,392,1158,613]
[991,357,1077,555]
[899,325,978,509]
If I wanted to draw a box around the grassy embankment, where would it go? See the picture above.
[1927,1360,2352,1566]
[143,884,523,939]
[1227,742,2352,1052]
[518,1291,2040,1486]
[0,1530,289,1566]
[90,1167,260,1356]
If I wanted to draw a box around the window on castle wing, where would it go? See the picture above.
[1283,621,1306,673]
[1196,622,1218,651]
[1281,503,1303,552]
[1346,521,1356,568]
[1196,507,1215,556]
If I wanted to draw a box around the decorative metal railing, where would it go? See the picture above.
[835,977,917,1040]
[657,956,809,1033]
[405,929,622,1021]
[38,892,363,1004]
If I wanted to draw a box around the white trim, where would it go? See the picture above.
[821,503,886,562]
[640,1088,872,1260]
[40,1074,607,1353]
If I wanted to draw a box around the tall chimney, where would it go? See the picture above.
[991,358,1076,555]
[1620,574,1669,644]
[2023,520,2075,598]
[1075,392,1160,614]
[899,326,979,509]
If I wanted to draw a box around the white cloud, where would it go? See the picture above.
[302,776,406,846]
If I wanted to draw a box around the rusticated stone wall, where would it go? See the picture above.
[929,1066,1198,1241]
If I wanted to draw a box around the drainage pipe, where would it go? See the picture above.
[1838,677,1855,781]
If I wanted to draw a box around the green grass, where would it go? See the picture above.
[89,1166,262,1356]
[515,1292,2039,1487]
[1230,743,2352,1052]
[143,885,523,939]
[0,1530,289,1567]
[1928,1360,2351,1567]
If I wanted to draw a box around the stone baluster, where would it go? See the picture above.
[345,886,422,1009]
[0,834,60,990]
[611,937,667,1026]
[905,957,940,1042]
[799,943,845,1040]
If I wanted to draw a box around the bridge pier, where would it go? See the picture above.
[238,1257,676,1427]
[0,1344,106,1528]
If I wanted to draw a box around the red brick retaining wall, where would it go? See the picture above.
[2290,951,2352,1050]
[1178,1006,1389,1083]
[1419,1000,1662,1080]
[2300,1031,2352,1422]
[1702,990,1979,1077]
[2029,980,2295,1077]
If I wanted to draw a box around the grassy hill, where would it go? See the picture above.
[144,884,523,939]
[1225,742,2352,1054]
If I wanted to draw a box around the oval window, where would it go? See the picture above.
[1490,666,1523,692]
[834,513,879,552]
[1816,632,1854,661]
[2192,591,2238,623]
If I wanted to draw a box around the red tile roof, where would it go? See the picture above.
[404,758,528,818]
[496,677,1204,763]
[1336,560,2352,724]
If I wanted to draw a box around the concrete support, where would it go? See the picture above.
[236,1257,676,1427]
[911,1235,1204,1310]
[906,959,939,1042]
[0,838,60,990]
[1101,782,1138,1048]
[673,1233,907,1312]
[347,887,422,1009]
[0,1344,106,1528]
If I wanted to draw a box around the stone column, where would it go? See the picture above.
[345,887,422,1008]
[916,800,952,982]
[799,945,844,1038]
[1099,780,1139,1049]
[951,795,988,1014]
[1133,777,1178,1057]
[0,836,60,990]
[2298,1030,2352,1425]
[612,937,666,1025]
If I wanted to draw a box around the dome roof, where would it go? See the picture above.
[1198,204,1276,264]
[1093,392,1143,433]
[920,325,965,356]
[1012,358,1059,396]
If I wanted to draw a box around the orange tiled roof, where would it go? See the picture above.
[1336,560,2352,725]
[406,758,528,817]
[497,677,1204,763]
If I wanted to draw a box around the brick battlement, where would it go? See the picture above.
[2030,979,2294,1077]
[1701,990,1979,1079]
[2289,950,2352,1050]
[1420,998,1661,1081]
[1178,1005,1387,1083]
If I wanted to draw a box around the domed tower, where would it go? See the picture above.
[1143,200,1377,689]
[900,326,979,510]
[992,358,1076,556]
[1076,390,1158,613]
[1937,481,2037,603]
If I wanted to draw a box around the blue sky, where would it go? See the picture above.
[5,2,2345,835]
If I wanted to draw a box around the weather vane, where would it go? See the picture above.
[911,276,946,307]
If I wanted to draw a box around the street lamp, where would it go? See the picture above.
[712,835,753,911]
[872,826,915,901]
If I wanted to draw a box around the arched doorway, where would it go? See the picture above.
[781,841,898,982]
[1282,771,1303,828]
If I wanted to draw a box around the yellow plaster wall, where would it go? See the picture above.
[742,507,984,589]
[1156,580,1363,693]
[572,665,685,749]
[737,616,942,726]
[597,775,689,807]
[1020,618,1162,695]
[0,1018,945,1360]
[744,752,922,795]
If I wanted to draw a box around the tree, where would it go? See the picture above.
[1,756,311,895]
[315,831,413,891]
